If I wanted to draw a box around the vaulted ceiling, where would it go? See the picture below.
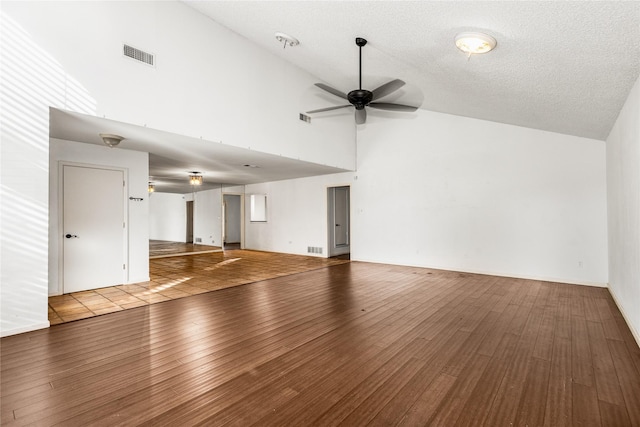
[185,1,640,140]
[50,1,640,193]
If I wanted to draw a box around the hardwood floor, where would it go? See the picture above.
[3,262,640,425]
[48,250,350,325]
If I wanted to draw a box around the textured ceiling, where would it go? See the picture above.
[184,0,640,140]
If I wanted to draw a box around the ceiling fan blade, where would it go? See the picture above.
[306,105,352,114]
[369,102,418,112]
[371,79,405,101]
[315,83,348,100]
[355,108,367,124]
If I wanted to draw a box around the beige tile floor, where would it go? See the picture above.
[49,249,350,325]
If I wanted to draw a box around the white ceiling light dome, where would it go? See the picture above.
[454,32,497,55]
[99,133,125,148]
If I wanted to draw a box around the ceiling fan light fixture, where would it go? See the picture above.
[306,37,417,125]
[99,133,125,148]
[455,32,497,55]
[275,32,299,49]
[189,172,203,186]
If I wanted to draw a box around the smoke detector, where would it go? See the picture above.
[275,32,299,49]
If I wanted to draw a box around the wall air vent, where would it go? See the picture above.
[307,246,323,254]
[299,113,311,123]
[123,44,155,67]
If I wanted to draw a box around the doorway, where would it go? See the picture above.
[62,164,126,293]
[223,194,242,250]
[186,200,194,243]
[327,186,350,257]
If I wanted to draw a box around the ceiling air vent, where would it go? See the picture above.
[123,44,155,67]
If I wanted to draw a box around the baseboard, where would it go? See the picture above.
[350,257,608,288]
[607,286,640,348]
[1,321,50,338]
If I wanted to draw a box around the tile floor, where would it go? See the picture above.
[48,249,350,325]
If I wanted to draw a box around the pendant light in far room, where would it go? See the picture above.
[189,172,203,186]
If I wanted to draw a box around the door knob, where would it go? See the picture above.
[65,234,78,239]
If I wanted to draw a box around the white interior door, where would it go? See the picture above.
[63,165,125,293]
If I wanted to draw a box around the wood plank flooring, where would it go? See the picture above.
[48,250,350,325]
[3,261,640,426]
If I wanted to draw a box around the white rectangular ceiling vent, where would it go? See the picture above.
[123,44,155,67]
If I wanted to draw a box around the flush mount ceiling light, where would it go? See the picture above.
[275,32,299,49]
[99,133,125,148]
[189,172,203,186]
[454,32,497,56]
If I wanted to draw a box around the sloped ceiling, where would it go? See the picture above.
[50,1,640,193]
[184,1,640,140]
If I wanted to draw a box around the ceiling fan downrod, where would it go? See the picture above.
[356,37,367,90]
[347,37,372,110]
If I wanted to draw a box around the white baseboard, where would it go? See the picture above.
[350,258,608,287]
[1,321,50,338]
[607,287,640,348]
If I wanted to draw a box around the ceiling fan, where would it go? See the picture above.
[306,37,418,125]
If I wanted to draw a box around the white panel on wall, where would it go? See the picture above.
[149,192,188,243]
[607,76,640,344]
[193,188,222,247]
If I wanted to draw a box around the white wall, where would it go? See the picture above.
[49,138,149,295]
[0,9,52,334]
[149,188,223,246]
[607,76,640,344]
[2,2,355,169]
[193,188,222,247]
[245,110,609,286]
[0,1,354,335]
[354,111,608,285]
[245,174,353,256]
[149,192,188,242]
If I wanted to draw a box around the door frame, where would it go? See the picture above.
[222,192,244,249]
[327,185,351,257]
[57,161,128,295]
[186,200,194,243]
